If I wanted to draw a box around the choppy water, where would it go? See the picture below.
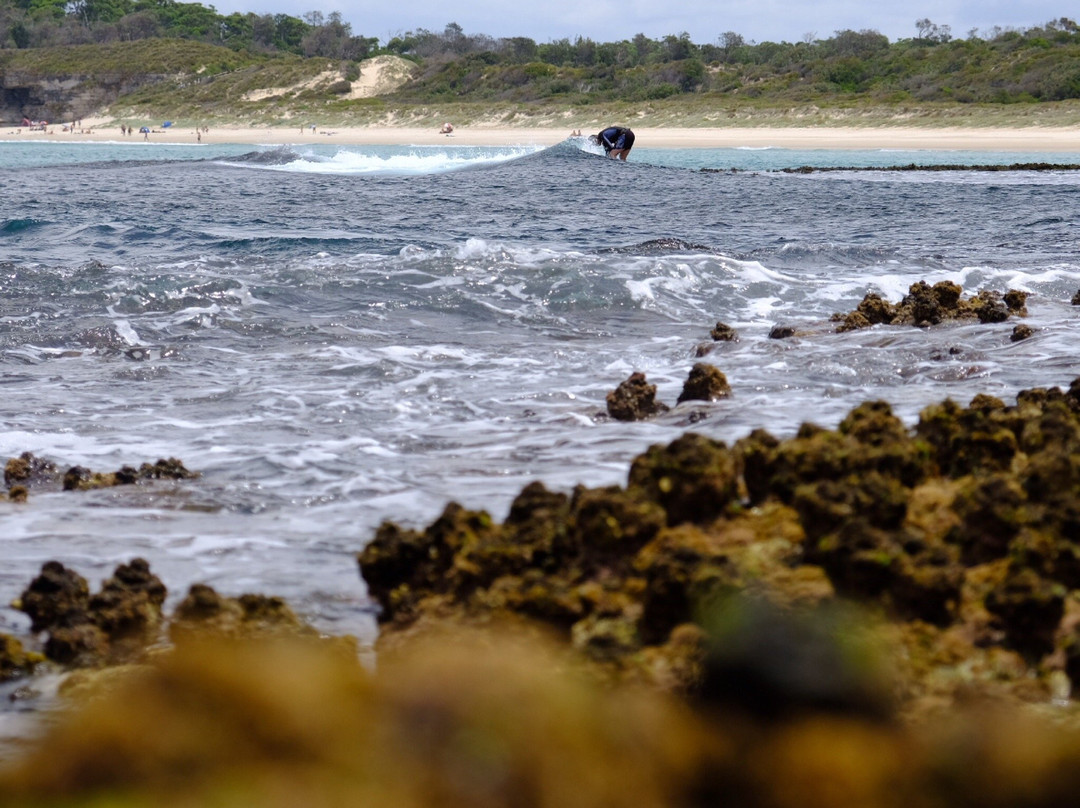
[1,135,1079,659]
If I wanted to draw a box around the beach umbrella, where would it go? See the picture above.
[139,126,150,133]
[162,121,172,128]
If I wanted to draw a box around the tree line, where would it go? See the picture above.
[0,0,378,59]
[1,3,1078,105]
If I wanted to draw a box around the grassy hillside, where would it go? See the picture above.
[3,21,1080,128]
[0,38,260,78]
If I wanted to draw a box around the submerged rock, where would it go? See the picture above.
[4,452,57,488]
[1011,323,1035,342]
[62,458,199,491]
[606,372,669,421]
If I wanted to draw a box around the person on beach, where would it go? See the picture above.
[592,126,635,160]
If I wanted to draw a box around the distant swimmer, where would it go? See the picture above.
[591,126,635,160]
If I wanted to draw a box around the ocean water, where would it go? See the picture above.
[1,135,1079,663]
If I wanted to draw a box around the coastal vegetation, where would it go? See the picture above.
[1,2,1080,125]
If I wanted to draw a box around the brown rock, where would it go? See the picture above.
[677,363,732,404]
[606,372,669,421]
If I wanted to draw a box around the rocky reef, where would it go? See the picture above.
[833,281,1028,332]
[362,377,1080,717]
[3,452,198,500]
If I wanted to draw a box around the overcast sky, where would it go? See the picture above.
[206,0,1071,45]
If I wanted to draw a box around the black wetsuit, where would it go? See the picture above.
[597,126,635,154]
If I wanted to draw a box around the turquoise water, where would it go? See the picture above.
[3,137,1078,171]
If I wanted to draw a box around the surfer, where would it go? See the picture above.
[592,126,635,160]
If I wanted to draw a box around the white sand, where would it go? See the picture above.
[7,123,1080,152]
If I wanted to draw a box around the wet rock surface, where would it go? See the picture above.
[835,281,1028,332]
[605,371,670,421]
[361,377,1080,717]
[677,363,732,404]
[2,453,198,499]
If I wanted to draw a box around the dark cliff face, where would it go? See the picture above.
[0,72,160,123]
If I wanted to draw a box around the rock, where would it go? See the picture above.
[17,559,166,666]
[1004,289,1029,315]
[984,566,1065,660]
[1011,324,1034,342]
[972,290,1010,324]
[768,325,796,339]
[63,458,199,491]
[4,452,57,488]
[709,322,739,341]
[606,372,669,421]
[628,433,739,525]
[834,281,1020,332]
[1072,289,1080,305]
[676,363,731,404]
[0,634,44,681]
[170,584,315,642]
[17,561,90,634]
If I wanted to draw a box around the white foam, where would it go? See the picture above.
[252,145,541,176]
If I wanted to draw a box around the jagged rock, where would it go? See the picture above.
[17,559,166,666]
[17,562,90,634]
[170,584,315,642]
[768,325,796,339]
[4,452,57,488]
[1011,323,1034,342]
[984,566,1065,660]
[709,322,738,341]
[62,458,199,491]
[606,372,669,421]
[1004,289,1029,315]
[836,282,1025,332]
[628,433,738,525]
[676,363,731,404]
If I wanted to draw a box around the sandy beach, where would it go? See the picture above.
[6,122,1080,151]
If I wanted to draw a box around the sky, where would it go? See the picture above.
[205,0,1072,46]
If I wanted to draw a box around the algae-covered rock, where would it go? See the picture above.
[17,561,90,634]
[4,452,57,488]
[709,321,739,341]
[628,432,738,525]
[835,282,1026,332]
[63,458,199,491]
[984,566,1065,660]
[606,371,669,421]
[676,363,732,404]
[0,633,44,680]
[16,559,166,666]
[358,375,1080,712]
[768,324,797,339]
[170,584,317,642]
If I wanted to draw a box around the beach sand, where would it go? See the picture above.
[6,122,1080,151]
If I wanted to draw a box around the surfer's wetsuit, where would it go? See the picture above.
[596,126,635,157]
